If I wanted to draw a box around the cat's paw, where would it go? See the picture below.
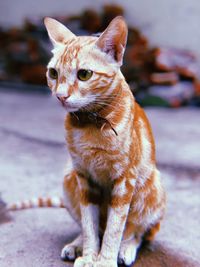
[74,255,96,267]
[61,244,82,261]
[95,259,117,267]
[118,240,138,266]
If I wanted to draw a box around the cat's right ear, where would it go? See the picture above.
[95,16,128,66]
[44,17,76,46]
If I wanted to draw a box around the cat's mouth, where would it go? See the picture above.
[62,103,80,112]
[56,98,79,112]
[56,95,97,113]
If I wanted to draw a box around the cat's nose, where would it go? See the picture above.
[56,95,70,103]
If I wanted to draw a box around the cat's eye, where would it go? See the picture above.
[49,68,58,79]
[77,69,93,81]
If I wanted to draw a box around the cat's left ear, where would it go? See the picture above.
[44,17,76,46]
[95,16,128,66]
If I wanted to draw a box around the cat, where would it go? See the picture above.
[44,16,166,267]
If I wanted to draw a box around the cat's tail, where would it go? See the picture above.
[0,195,65,214]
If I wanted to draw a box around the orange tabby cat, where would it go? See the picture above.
[44,16,166,267]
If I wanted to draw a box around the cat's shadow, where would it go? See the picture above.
[130,241,196,267]
[59,233,195,267]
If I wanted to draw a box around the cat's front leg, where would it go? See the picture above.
[95,175,135,267]
[74,173,100,267]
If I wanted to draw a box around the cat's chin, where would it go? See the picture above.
[62,103,89,113]
[64,106,79,112]
[64,104,95,113]
[59,102,80,112]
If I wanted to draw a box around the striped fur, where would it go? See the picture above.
[5,196,65,211]
[44,16,166,267]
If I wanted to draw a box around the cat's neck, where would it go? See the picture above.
[68,78,132,135]
[69,111,118,136]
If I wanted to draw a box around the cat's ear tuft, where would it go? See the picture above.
[95,16,128,66]
[44,17,76,46]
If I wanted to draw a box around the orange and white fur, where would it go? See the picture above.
[44,16,166,267]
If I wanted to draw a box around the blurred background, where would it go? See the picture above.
[0,1,200,267]
[1,0,200,106]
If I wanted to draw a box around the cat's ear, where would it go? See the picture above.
[95,16,128,66]
[44,17,76,46]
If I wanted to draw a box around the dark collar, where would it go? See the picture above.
[69,111,118,136]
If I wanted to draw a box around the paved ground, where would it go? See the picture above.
[0,89,200,267]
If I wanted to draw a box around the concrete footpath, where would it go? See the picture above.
[0,89,200,267]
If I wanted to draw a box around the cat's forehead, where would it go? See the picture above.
[52,36,96,62]
[63,36,97,64]
[49,36,115,73]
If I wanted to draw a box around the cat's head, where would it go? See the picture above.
[44,16,128,112]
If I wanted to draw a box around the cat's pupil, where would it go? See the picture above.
[49,68,58,79]
[77,69,93,81]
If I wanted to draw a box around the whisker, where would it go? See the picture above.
[91,101,125,111]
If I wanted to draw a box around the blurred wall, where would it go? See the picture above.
[1,0,200,54]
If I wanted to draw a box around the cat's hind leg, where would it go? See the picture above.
[118,221,161,265]
[118,235,142,266]
[143,222,161,242]
[61,233,83,261]
[63,170,81,224]
[61,170,82,261]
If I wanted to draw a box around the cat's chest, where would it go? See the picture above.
[66,127,128,182]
